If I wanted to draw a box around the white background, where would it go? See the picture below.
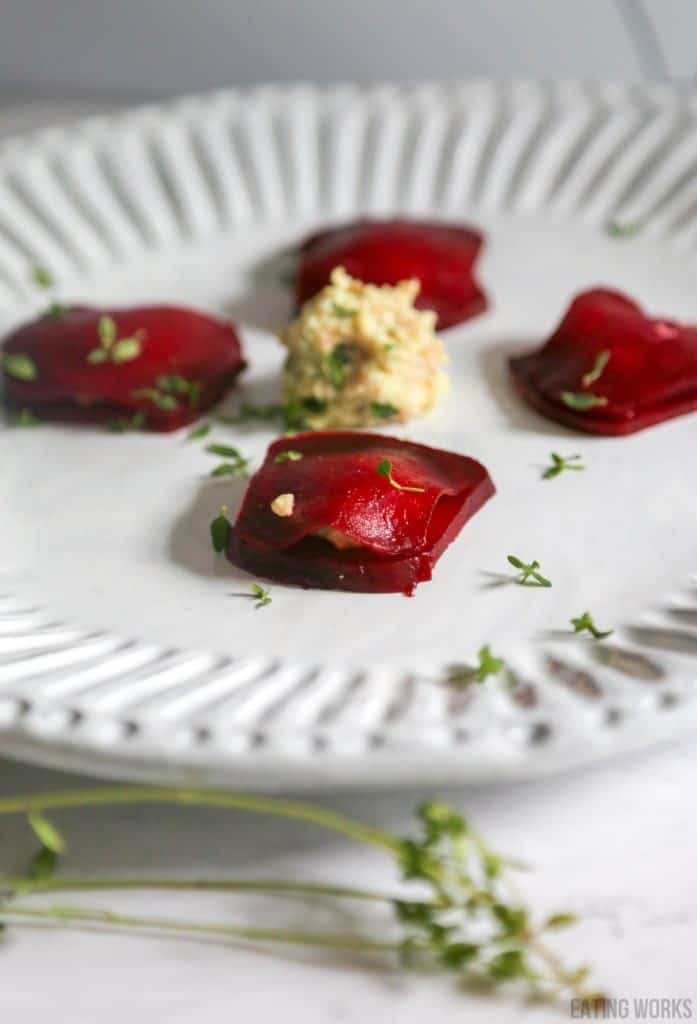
[0,0,696,97]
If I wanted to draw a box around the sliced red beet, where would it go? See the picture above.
[2,305,246,431]
[509,289,697,436]
[226,432,495,595]
[296,219,488,330]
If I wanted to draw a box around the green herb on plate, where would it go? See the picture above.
[377,459,426,494]
[507,555,552,588]
[570,611,613,641]
[542,453,584,480]
[274,450,303,463]
[250,583,272,609]
[560,392,608,411]
[370,401,400,420]
[210,507,230,552]
[3,353,38,381]
[447,645,505,686]
[581,350,611,388]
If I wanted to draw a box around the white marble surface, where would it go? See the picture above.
[1,98,696,1022]
[1,742,697,1023]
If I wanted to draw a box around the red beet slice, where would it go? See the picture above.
[296,219,488,330]
[2,305,246,431]
[509,289,697,435]
[226,432,495,594]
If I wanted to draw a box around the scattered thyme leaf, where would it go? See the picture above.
[250,583,272,608]
[132,388,179,412]
[274,450,303,463]
[606,219,642,238]
[210,507,230,552]
[205,443,243,459]
[46,302,66,319]
[542,453,584,480]
[210,461,249,478]
[370,401,400,420]
[447,646,505,687]
[570,611,613,641]
[111,337,142,364]
[27,813,66,855]
[187,422,211,440]
[323,343,352,390]
[560,391,608,411]
[377,458,426,494]
[507,555,552,588]
[32,266,53,289]
[15,408,40,427]
[581,350,611,388]
[3,353,38,381]
[98,316,117,350]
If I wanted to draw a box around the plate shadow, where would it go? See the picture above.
[480,340,574,436]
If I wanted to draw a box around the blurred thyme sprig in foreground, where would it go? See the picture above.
[0,787,604,1008]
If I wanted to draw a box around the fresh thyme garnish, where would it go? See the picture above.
[570,611,613,641]
[0,786,604,1007]
[447,646,505,686]
[331,302,357,318]
[15,408,40,427]
[323,343,352,390]
[377,459,426,494]
[581,350,611,388]
[31,267,66,317]
[606,219,642,238]
[107,411,147,433]
[210,461,249,478]
[205,443,250,477]
[187,422,211,440]
[3,353,38,381]
[133,376,201,412]
[371,401,400,420]
[542,453,584,480]
[210,507,230,552]
[560,392,608,411]
[274,450,303,463]
[284,397,327,432]
[32,267,54,289]
[87,316,144,365]
[507,556,552,588]
[250,583,272,608]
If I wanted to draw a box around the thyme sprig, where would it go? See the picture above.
[570,611,613,641]
[447,645,505,686]
[0,786,603,1007]
[507,556,552,588]
[542,453,585,480]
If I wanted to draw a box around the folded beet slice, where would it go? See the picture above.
[2,305,246,431]
[296,219,488,330]
[509,289,697,436]
[226,432,495,594]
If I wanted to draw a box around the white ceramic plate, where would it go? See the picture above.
[2,82,697,789]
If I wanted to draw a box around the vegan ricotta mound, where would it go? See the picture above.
[279,267,449,429]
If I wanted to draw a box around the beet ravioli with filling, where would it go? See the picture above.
[225,432,495,595]
[510,289,697,435]
[1,305,246,431]
[296,219,488,330]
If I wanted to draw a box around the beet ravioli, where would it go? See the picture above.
[2,305,246,431]
[296,219,488,330]
[510,289,697,436]
[225,432,495,595]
